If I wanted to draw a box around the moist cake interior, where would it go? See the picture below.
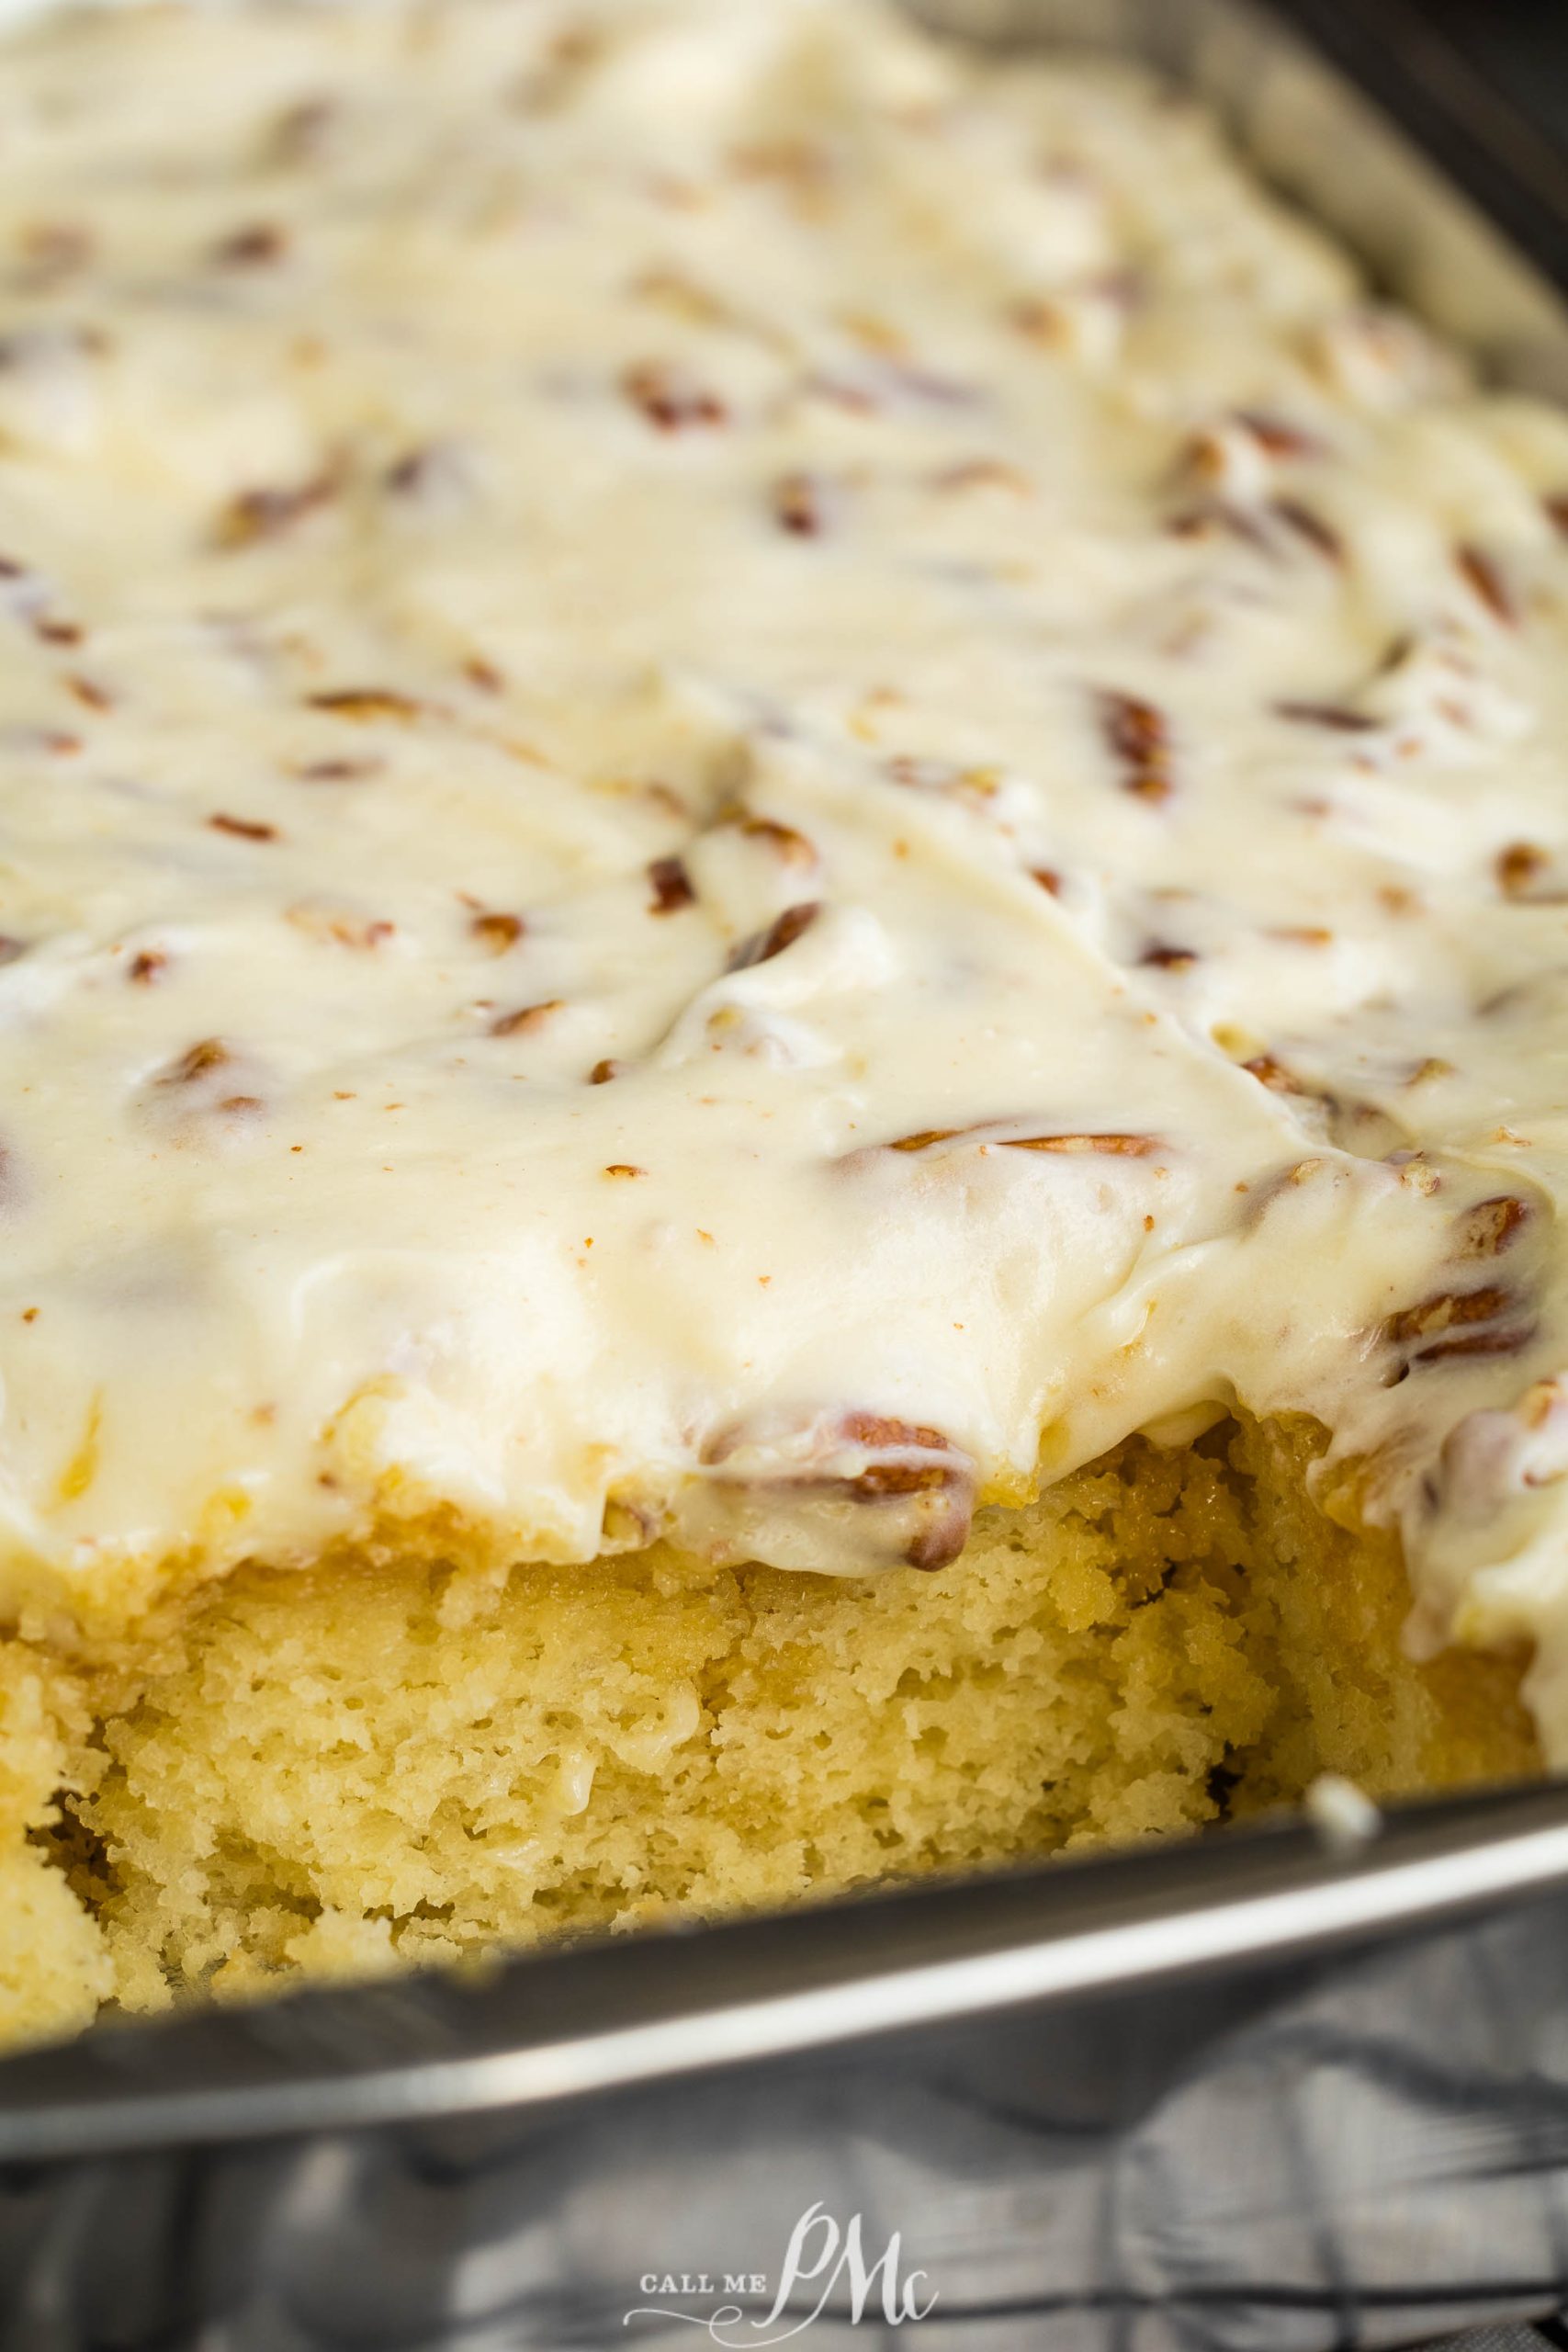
[0,1416,1535,2048]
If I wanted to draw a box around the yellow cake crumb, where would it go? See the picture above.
[0,1416,1532,2046]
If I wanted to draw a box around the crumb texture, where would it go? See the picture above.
[0,1419,1532,2041]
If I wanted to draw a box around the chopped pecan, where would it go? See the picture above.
[1273,699,1377,732]
[1166,500,1274,552]
[1099,691,1173,803]
[885,1125,1156,1158]
[127,949,166,984]
[216,475,334,549]
[588,1058,622,1085]
[1139,943,1198,972]
[840,1410,949,1453]
[161,1038,230,1085]
[623,361,727,432]
[209,813,277,842]
[1385,1286,1509,1344]
[1242,1053,1303,1093]
[1382,1285,1532,1367]
[648,855,695,914]
[1030,867,1064,897]
[1457,1195,1529,1257]
[603,1162,646,1179]
[734,814,817,868]
[703,1408,975,1572]
[886,1127,966,1153]
[1270,498,1343,562]
[1497,842,1550,899]
[32,616,82,646]
[1403,1322,1535,1368]
[1003,1132,1158,1157]
[728,901,819,969]
[471,910,525,954]
[1235,410,1322,458]
[385,447,440,496]
[293,756,382,782]
[307,688,423,722]
[1455,543,1517,626]
[287,904,393,950]
[211,221,288,267]
[773,471,831,536]
[490,1000,562,1037]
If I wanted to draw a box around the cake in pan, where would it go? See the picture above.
[0,0,1557,2045]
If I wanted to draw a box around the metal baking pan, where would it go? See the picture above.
[6,3,1568,2346]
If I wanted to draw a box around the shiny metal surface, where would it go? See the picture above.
[6,1788,1568,2347]
[5,3,1568,2344]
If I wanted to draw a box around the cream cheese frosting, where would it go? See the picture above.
[3,0,1568,1747]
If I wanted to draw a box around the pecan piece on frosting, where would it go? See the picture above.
[886,1126,968,1153]
[772,470,833,536]
[732,813,818,869]
[215,474,334,550]
[1241,1052,1304,1094]
[471,909,525,954]
[728,900,819,970]
[1270,498,1344,564]
[307,687,424,723]
[882,1124,1158,1159]
[648,854,695,914]
[1455,542,1517,627]
[149,1039,266,1127]
[1003,1131,1158,1157]
[1273,699,1378,733]
[490,999,562,1037]
[1457,1195,1530,1258]
[622,360,727,432]
[209,812,277,842]
[700,1408,976,1572]
[210,220,288,268]
[1382,1283,1535,1372]
[1099,690,1173,803]
[1497,842,1551,899]
[160,1037,231,1085]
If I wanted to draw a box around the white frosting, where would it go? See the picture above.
[3,0,1568,1751]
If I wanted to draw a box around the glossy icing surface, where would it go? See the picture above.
[2,0,1568,1747]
